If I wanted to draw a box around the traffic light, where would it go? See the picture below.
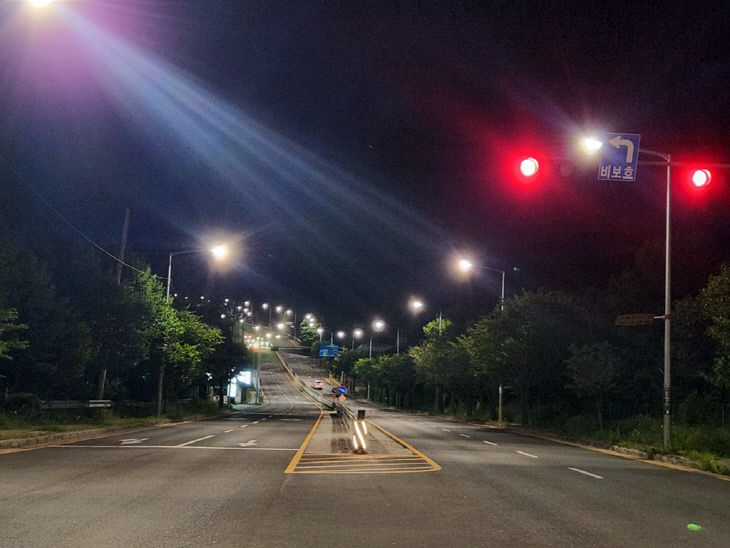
[509,154,546,184]
[519,157,540,178]
[690,168,711,188]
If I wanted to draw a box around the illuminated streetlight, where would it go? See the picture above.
[165,244,228,302]
[580,136,604,154]
[27,0,54,7]
[370,319,385,358]
[457,258,474,274]
[352,328,363,350]
[408,297,425,314]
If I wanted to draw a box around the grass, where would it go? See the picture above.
[0,399,225,442]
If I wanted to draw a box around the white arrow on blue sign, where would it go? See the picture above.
[598,133,641,182]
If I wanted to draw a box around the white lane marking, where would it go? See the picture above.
[238,440,258,447]
[568,467,604,479]
[516,450,539,459]
[224,429,234,433]
[240,425,249,428]
[176,435,215,447]
[119,438,149,445]
[54,445,297,451]
[442,428,451,432]
[253,421,259,424]
[482,440,498,446]
[459,434,471,438]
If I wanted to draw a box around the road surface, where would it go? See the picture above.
[1,349,728,547]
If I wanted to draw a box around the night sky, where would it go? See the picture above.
[1,1,729,330]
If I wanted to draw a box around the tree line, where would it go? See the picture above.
[0,208,245,415]
[334,264,730,433]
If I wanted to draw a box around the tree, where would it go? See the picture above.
[700,265,730,391]
[409,316,459,411]
[565,342,623,429]
[0,307,28,360]
[464,291,590,425]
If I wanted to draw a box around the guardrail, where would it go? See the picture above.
[276,350,368,453]
[275,351,335,410]
[41,400,112,410]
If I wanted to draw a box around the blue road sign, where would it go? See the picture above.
[598,133,641,182]
[318,344,339,357]
[337,385,347,395]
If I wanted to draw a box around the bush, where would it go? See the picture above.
[3,393,42,421]
[673,425,730,457]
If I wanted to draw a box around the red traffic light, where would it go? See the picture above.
[690,168,711,188]
[519,157,540,178]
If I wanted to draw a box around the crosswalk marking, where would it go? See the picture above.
[291,453,438,474]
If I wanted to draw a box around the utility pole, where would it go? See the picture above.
[99,208,130,400]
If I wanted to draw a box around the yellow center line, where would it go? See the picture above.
[366,419,441,471]
[284,407,324,473]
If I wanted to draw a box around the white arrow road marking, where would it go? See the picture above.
[482,440,498,446]
[119,438,149,445]
[609,135,635,163]
[568,467,604,479]
[176,435,214,447]
[239,440,258,447]
[516,450,539,459]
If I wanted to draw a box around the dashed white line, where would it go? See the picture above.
[516,450,539,459]
[240,425,249,428]
[176,435,215,447]
[482,440,498,446]
[459,434,471,438]
[568,467,604,479]
[224,429,234,433]
[442,428,451,432]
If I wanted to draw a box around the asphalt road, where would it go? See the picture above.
[1,350,728,547]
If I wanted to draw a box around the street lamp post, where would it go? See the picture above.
[369,319,385,359]
[352,328,363,350]
[166,244,228,302]
[160,244,228,415]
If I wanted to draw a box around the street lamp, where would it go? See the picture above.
[262,303,271,327]
[166,244,228,302]
[455,255,518,311]
[352,328,363,350]
[399,297,426,354]
[370,319,385,358]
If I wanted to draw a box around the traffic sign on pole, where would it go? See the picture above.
[615,314,655,326]
[598,133,641,182]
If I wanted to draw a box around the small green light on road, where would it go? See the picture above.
[686,524,702,531]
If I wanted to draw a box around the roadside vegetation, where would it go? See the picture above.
[327,261,730,473]
[0,191,248,432]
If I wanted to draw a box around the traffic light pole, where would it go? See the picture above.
[640,149,672,448]
[662,155,672,449]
